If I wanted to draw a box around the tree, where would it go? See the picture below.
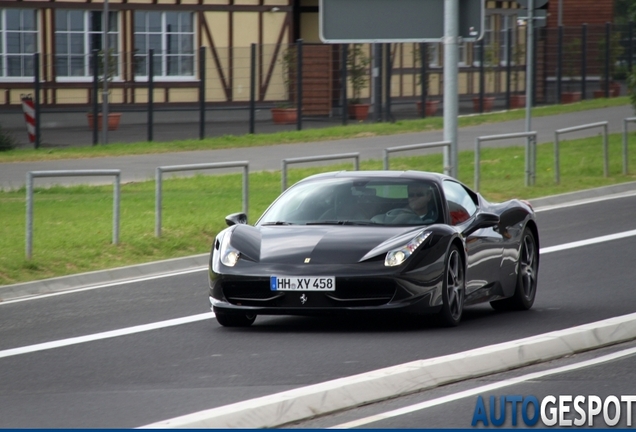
[346,44,370,104]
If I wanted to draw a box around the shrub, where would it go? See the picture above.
[0,123,17,151]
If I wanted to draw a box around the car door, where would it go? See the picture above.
[442,180,503,297]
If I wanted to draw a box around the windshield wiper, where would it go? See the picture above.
[261,221,293,226]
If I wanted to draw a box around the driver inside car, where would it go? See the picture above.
[371,182,439,224]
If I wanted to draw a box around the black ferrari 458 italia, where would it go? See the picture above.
[209,170,539,327]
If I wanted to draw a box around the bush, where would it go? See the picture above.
[0,124,17,151]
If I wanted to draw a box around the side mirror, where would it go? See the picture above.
[225,212,248,226]
[463,212,499,236]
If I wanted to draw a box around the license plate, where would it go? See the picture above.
[270,276,336,291]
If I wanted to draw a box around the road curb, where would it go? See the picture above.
[142,312,636,428]
[0,253,208,302]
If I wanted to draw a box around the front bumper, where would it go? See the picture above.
[209,273,443,317]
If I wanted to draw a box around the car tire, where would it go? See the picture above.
[491,228,538,311]
[437,245,465,327]
[215,311,256,327]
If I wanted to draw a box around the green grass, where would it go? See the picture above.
[0,97,631,163]
[2,130,636,286]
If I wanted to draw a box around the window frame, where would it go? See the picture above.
[133,11,196,81]
[54,9,119,81]
[0,8,38,81]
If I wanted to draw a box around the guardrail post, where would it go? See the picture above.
[114,173,120,245]
[26,170,121,258]
[155,167,162,237]
[26,173,33,259]
[554,121,609,184]
[623,117,636,175]
[554,131,561,184]
[281,160,287,193]
[474,132,537,192]
[243,164,249,220]
[475,137,481,191]
[603,123,609,178]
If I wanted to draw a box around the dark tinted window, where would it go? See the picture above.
[442,180,477,225]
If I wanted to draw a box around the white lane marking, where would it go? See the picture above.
[534,190,636,213]
[540,229,636,255]
[0,267,207,306]
[330,346,636,429]
[0,312,214,360]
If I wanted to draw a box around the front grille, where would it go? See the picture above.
[221,278,397,308]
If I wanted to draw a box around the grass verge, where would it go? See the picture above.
[2,131,635,286]
[0,97,631,163]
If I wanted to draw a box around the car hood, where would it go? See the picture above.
[228,224,426,264]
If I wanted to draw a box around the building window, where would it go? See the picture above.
[134,11,194,78]
[55,10,118,78]
[0,9,38,77]
[428,43,440,68]
[458,42,467,66]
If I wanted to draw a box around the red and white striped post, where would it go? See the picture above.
[21,95,36,145]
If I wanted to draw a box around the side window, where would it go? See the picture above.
[442,181,477,225]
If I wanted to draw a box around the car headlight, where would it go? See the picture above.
[385,231,431,267]
[219,230,241,267]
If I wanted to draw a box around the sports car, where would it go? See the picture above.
[209,170,539,327]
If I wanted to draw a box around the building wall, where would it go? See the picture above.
[547,0,614,27]
[0,0,616,109]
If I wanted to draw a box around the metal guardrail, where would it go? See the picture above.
[26,170,121,259]
[155,161,249,237]
[281,153,360,192]
[383,141,451,173]
[554,121,608,184]
[474,132,537,192]
[622,117,636,175]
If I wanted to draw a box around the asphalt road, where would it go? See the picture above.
[0,104,633,190]
[0,192,635,427]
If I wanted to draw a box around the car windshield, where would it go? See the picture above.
[257,177,442,226]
